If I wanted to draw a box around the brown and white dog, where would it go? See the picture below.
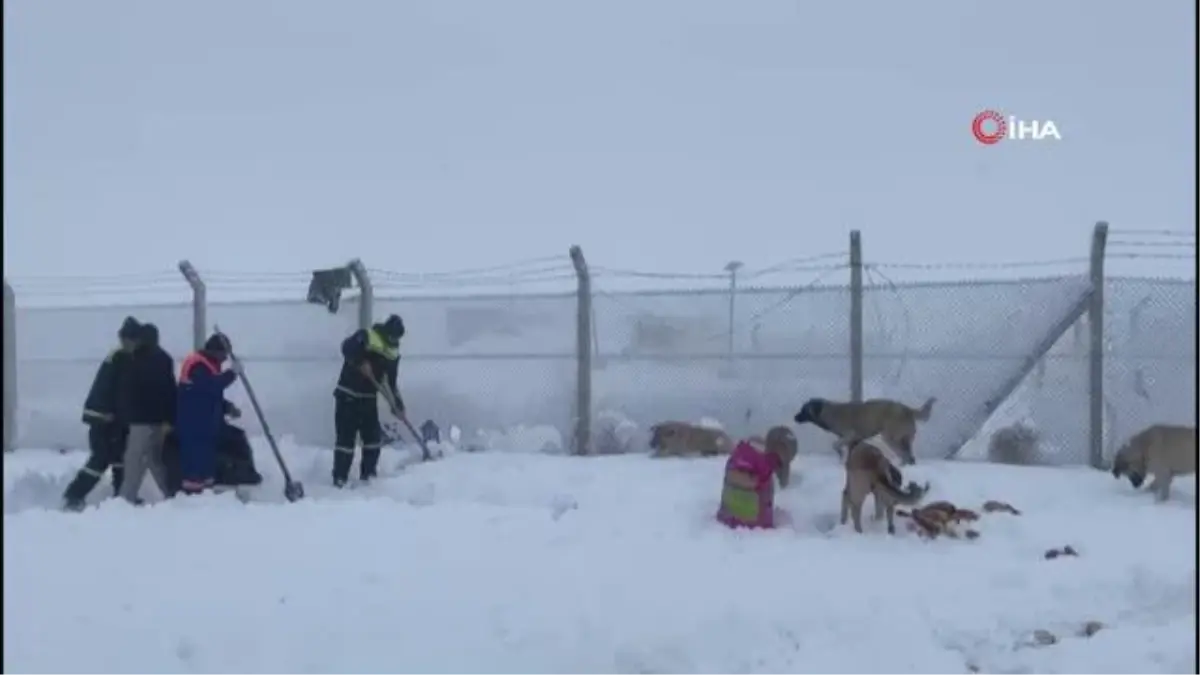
[1111,424,1196,502]
[649,421,733,458]
[841,441,929,534]
[794,396,935,465]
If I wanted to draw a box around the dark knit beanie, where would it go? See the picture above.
[118,316,141,340]
[204,332,231,353]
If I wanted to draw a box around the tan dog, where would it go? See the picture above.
[1111,424,1197,502]
[649,421,733,458]
[764,425,799,488]
[794,396,935,465]
[841,441,930,534]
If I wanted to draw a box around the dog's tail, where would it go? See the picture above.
[914,397,937,421]
[876,466,929,505]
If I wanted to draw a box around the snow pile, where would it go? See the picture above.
[592,409,644,455]
[4,441,1196,673]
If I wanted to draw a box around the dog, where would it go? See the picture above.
[1111,424,1197,502]
[840,441,930,534]
[794,396,935,465]
[649,421,733,458]
[764,425,799,488]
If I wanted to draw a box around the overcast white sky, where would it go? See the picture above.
[3,0,1195,290]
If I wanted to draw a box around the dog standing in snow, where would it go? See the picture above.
[794,396,935,465]
[1111,424,1196,502]
[841,441,929,534]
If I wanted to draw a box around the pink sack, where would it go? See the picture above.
[715,439,783,529]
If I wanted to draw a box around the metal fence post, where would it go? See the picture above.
[4,279,16,452]
[1088,221,1109,469]
[347,259,373,331]
[724,260,743,372]
[178,261,207,350]
[570,246,593,456]
[849,230,864,402]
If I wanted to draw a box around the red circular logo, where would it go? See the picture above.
[972,110,1007,145]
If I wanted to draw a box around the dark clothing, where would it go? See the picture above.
[118,316,141,341]
[162,423,262,498]
[176,350,238,491]
[121,344,177,425]
[332,396,383,485]
[62,424,127,506]
[82,349,132,425]
[334,326,402,408]
[331,324,401,487]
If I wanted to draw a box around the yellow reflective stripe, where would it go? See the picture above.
[83,409,114,422]
[366,329,399,361]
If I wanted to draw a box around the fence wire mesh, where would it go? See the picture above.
[1101,277,1197,463]
[373,293,578,450]
[589,265,853,448]
[4,237,1195,466]
[859,271,1094,463]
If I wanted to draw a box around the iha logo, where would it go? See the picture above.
[972,110,1062,145]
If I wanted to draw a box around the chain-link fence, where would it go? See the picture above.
[4,223,1195,466]
[1102,277,1197,464]
[589,271,853,449]
[859,273,1094,463]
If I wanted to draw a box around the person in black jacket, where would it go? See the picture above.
[116,323,178,503]
[62,316,141,511]
[332,314,405,487]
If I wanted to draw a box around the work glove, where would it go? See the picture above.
[229,358,245,376]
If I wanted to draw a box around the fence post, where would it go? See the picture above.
[569,246,593,456]
[347,259,373,331]
[4,279,16,452]
[724,260,743,372]
[1088,221,1109,469]
[849,230,864,402]
[178,261,207,350]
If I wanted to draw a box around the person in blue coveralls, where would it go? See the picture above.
[176,332,242,495]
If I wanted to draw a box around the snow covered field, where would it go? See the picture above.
[4,431,1195,674]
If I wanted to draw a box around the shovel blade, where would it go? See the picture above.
[284,481,305,502]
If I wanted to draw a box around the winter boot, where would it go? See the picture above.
[111,463,125,496]
[63,469,102,507]
[360,447,381,482]
[332,448,354,488]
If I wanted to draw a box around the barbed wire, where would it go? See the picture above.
[866,257,1091,272]
[1107,240,1196,250]
[368,255,567,281]
[590,267,727,281]
[742,252,847,280]
[1108,228,1194,238]
[6,244,1191,304]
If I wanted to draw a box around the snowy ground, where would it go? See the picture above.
[4,431,1196,674]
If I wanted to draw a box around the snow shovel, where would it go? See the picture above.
[213,326,305,502]
[367,371,435,461]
